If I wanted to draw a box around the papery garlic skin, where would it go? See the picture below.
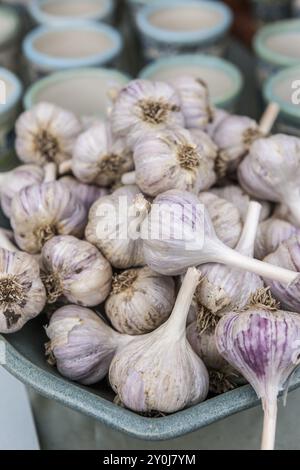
[105,267,175,335]
[198,192,242,248]
[205,108,228,138]
[41,236,112,306]
[110,79,184,148]
[255,218,300,260]
[72,122,134,187]
[169,76,213,129]
[15,102,81,166]
[264,236,300,312]
[213,115,261,177]
[11,182,87,254]
[0,249,46,333]
[109,268,209,413]
[46,305,132,385]
[0,165,44,218]
[238,134,300,226]
[187,322,228,371]
[211,185,271,222]
[86,185,148,269]
[134,128,216,197]
[60,176,108,210]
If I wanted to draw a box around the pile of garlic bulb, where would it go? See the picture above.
[1,76,300,441]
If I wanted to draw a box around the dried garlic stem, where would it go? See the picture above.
[236,202,262,256]
[43,163,57,183]
[258,102,279,136]
[122,171,136,185]
[59,160,72,175]
[261,399,277,451]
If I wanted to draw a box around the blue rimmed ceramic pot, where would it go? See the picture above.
[263,64,300,137]
[251,0,291,23]
[139,53,243,111]
[23,67,130,122]
[0,67,22,165]
[28,0,114,27]
[253,19,300,84]
[0,4,21,72]
[136,0,233,63]
[23,22,123,83]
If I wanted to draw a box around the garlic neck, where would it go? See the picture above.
[236,201,262,256]
[43,163,57,183]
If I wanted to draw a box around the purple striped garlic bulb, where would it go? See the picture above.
[0,164,44,218]
[131,128,217,197]
[264,235,300,312]
[169,76,214,129]
[141,189,299,285]
[238,134,300,227]
[59,176,108,211]
[109,268,209,414]
[216,293,300,450]
[110,79,185,148]
[46,305,132,385]
[255,218,300,260]
[41,236,112,306]
[0,248,46,333]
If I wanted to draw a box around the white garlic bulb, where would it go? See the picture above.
[85,185,149,269]
[132,128,216,197]
[111,79,185,148]
[105,267,175,335]
[213,114,261,177]
[169,76,214,129]
[255,217,300,260]
[211,185,271,222]
[15,102,81,166]
[0,165,45,218]
[198,191,242,248]
[71,122,134,187]
[59,176,108,210]
[238,134,300,227]
[11,181,87,254]
[109,268,209,414]
[0,248,46,333]
[205,108,228,138]
[41,235,112,306]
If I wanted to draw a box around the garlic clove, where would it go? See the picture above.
[10,181,87,254]
[41,235,112,306]
[109,268,209,414]
[255,217,300,260]
[105,266,175,335]
[110,79,185,148]
[46,305,132,385]
[59,176,108,211]
[72,122,134,187]
[0,248,46,333]
[85,185,149,269]
[198,191,242,248]
[133,127,216,197]
[15,102,82,166]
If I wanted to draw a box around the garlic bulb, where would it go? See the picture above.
[109,268,209,414]
[15,102,81,166]
[0,248,46,333]
[141,189,298,285]
[46,305,132,385]
[131,128,216,197]
[255,218,300,260]
[205,108,228,138]
[71,122,134,187]
[264,236,300,312]
[211,185,271,222]
[60,176,108,210]
[86,185,149,269]
[11,181,87,254]
[111,79,184,148]
[105,267,175,335]
[198,192,242,248]
[194,202,264,330]
[238,134,300,227]
[169,76,214,129]
[216,291,300,450]
[213,114,261,178]
[41,235,112,306]
[0,165,44,218]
